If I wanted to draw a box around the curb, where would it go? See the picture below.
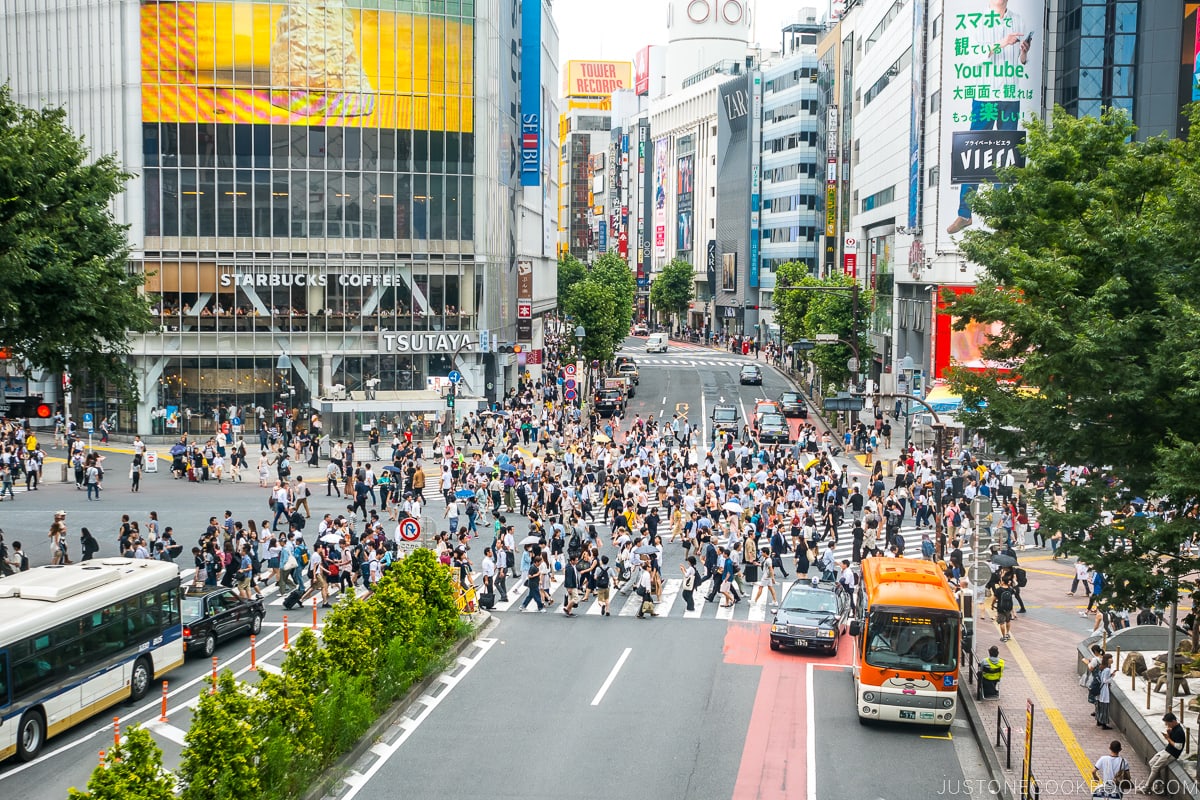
[301,611,496,800]
[959,684,1017,800]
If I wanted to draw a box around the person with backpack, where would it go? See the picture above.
[594,554,614,616]
[1091,740,1132,799]
[1010,565,1029,613]
[992,573,1016,641]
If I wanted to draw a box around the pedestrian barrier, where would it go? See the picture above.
[282,614,290,650]
[995,707,1013,769]
[210,656,218,694]
[312,598,318,630]
[250,634,257,671]
[112,716,120,749]
[159,681,169,722]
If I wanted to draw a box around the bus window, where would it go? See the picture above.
[0,651,9,707]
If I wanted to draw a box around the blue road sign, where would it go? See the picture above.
[447,370,462,384]
[82,413,93,422]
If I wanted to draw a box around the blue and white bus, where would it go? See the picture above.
[0,559,183,761]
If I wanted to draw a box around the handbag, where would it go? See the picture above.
[282,551,298,571]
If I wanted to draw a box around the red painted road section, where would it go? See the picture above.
[725,622,853,800]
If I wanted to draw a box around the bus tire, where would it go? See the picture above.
[857,715,870,726]
[17,709,46,761]
[129,656,152,702]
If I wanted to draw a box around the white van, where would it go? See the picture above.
[645,333,669,353]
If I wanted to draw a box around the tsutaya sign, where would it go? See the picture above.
[379,332,478,354]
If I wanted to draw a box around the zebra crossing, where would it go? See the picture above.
[616,355,756,368]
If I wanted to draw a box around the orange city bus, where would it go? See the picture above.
[848,558,962,727]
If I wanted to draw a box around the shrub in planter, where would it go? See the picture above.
[68,726,175,800]
[178,672,262,800]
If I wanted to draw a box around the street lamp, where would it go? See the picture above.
[574,324,585,357]
[900,353,915,450]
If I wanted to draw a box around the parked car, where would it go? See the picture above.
[182,586,266,658]
[617,361,640,385]
[632,323,649,336]
[593,388,625,416]
[779,390,808,419]
[739,364,763,385]
[769,580,850,654]
[756,412,791,444]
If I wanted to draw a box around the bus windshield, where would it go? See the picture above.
[863,608,959,673]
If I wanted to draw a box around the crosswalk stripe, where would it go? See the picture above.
[715,600,735,620]
[656,578,682,617]
[683,588,707,619]
[585,596,605,616]
[617,591,643,617]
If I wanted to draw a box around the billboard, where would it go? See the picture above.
[937,0,1044,252]
[908,0,925,230]
[676,154,694,253]
[141,1,473,131]
[520,0,542,186]
[634,46,651,96]
[933,285,1006,378]
[1189,5,1200,101]
[721,253,737,292]
[564,60,633,97]
[654,138,669,257]
[516,259,533,341]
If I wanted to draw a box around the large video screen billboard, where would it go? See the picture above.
[937,0,1044,251]
[141,0,473,131]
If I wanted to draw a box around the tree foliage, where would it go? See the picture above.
[564,279,623,365]
[773,264,872,393]
[178,672,262,800]
[650,258,695,323]
[945,106,1200,608]
[589,253,636,335]
[68,726,175,800]
[0,85,154,395]
[556,254,587,313]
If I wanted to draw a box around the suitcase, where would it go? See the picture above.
[743,563,759,584]
[282,588,304,610]
[478,592,496,610]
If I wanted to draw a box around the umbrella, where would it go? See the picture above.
[319,532,342,544]
[991,553,1018,568]
[480,410,511,418]
[722,501,744,514]
[170,444,187,456]
[593,433,611,443]
[499,463,518,474]
[455,489,475,499]
[519,535,542,546]
[634,545,658,555]
[381,465,403,474]
[803,458,820,470]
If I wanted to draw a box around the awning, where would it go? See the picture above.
[924,383,962,413]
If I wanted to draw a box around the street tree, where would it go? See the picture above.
[588,252,636,336]
[68,726,174,800]
[945,106,1200,609]
[650,258,695,327]
[556,254,587,314]
[773,264,871,394]
[0,86,154,396]
[564,279,623,364]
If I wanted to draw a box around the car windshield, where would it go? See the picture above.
[713,408,737,422]
[761,414,786,426]
[863,609,960,673]
[782,589,838,614]
[755,402,775,414]
[182,598,203,621]
[741,366,758,374]
[782,392,800,403]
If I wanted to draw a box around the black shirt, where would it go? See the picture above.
[1166,723,1186,758]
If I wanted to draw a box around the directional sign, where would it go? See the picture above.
[564,389,578,401]
[398,517,421,542]
[447,370,462,385]
[82,412,94,431]
[792,339,816,352]
[231,416,243,426]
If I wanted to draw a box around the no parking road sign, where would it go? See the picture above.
[398,517,421,542]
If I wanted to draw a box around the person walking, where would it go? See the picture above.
[519,559,545,612]
[681,556,698,612]
[993,573,1015,641]
[1091,740,1132,799]
[1137,712,1186,795]
[753,547,779,605]
[562,553,580,617]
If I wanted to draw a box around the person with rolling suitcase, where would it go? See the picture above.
[635,560,657,618]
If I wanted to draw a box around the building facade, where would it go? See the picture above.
[1,0,559,436]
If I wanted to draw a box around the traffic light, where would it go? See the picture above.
[3,396,52,421]
[496,344,523,354]
[446,394,455,408]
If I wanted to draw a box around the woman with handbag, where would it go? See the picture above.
[753,547,779,605]
[1094,653,1115,730]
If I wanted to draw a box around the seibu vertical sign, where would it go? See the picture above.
[520,0,542,186]
[516,259,533,341]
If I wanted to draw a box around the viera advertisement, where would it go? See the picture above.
[676,154,694,254]
[141,0,473,131]
[937,0,1044,252]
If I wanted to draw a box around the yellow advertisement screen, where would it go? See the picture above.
[141,0,473,131]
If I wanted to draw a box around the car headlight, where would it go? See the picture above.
[941,697,955,709]
[863,691,876,703]
[820,629,836,638]
[770,624,779,633]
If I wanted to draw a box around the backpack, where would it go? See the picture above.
[890,532,905,552]
[567,532,582,559]
[1015,567,1028,588]
[996,587,1014,613]
[951,509,963,527]
[595,565,611,588]
[297,546,310,567]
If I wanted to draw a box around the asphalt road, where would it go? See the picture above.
[2,337,992,799]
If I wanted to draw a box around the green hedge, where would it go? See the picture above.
[70,549,470,800]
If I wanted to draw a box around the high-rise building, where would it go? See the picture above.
[1,0,560,437]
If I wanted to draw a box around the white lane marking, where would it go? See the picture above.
[662,395,667,404]
[748,598,769,622]
[142,720,188,747]
[807,661,817,800]
[340,638,497,800]
[585,596,605,616]
[656,578,681,617]
[492,580,528,612]
[683,589,707,619]
[590,647,633,707]
[715,599,735,620]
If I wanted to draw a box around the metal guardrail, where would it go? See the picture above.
[996,707,1013,770]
